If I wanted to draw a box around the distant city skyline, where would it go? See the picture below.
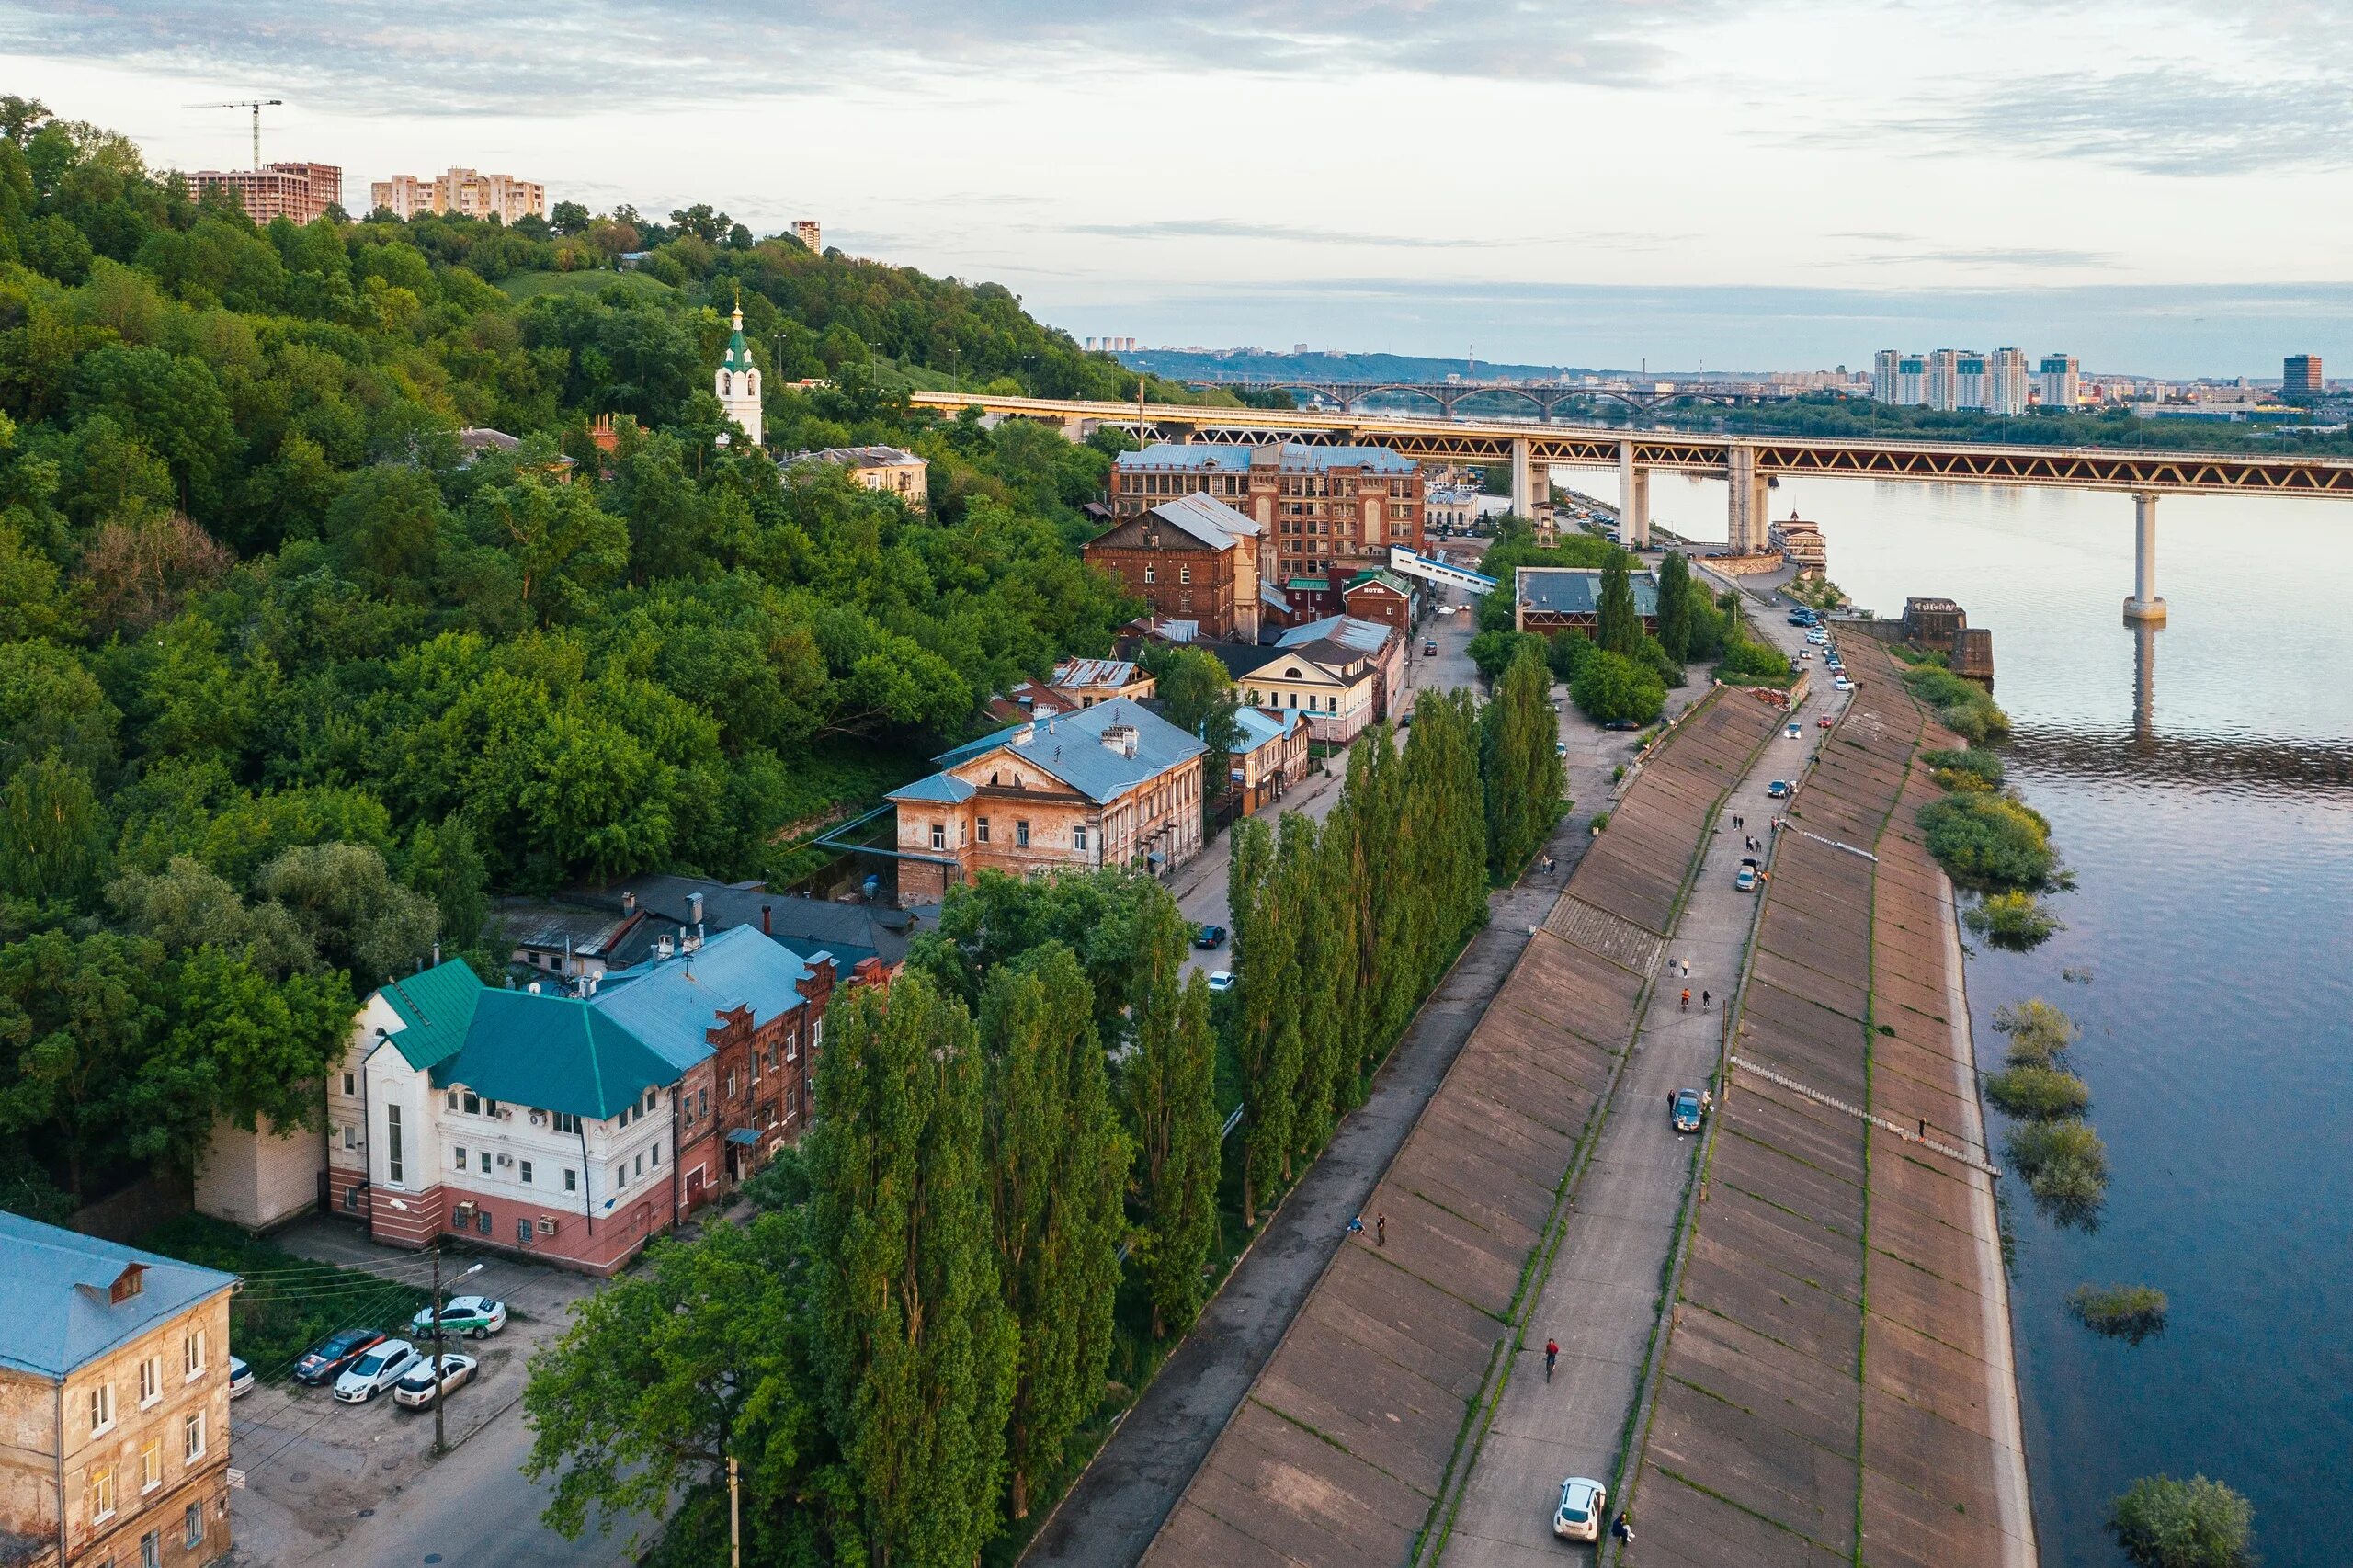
[6,1,2352,377]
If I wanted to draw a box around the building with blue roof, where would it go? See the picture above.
[888,698,1206,908]
[324,929,840,1275]
[0,1210,239,1565]
[1223,705,1313,811]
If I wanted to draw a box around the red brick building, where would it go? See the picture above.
[1084,494,1267,642]
[1109,442,1426,600]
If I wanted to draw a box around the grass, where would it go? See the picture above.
[135,1214,433,1383]
[497,267,676,301]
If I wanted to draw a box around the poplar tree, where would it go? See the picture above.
[1232,814,1302,1210]
[1408,687,1490,961]
[980,945,1129,1521]
[804,976,1017,1568]
[1654,550,1693,664]
[1128,969,1222,1337]
[1283,814,1344,1162]
[1597,549,1643,657]
[1483,644,1564,879]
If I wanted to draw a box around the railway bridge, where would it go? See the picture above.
[914,390,2353,625]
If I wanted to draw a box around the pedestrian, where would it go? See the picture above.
[1544,1337,1559,1381]
[1917,1118,1927,1140]
[1679,988,1690,1012]
[1376,1212,1387,1247]
[1347,1214,1365,1236]
[1681,958,1690,979]
[1702,988,1711,1011]
[1611,1512,1634,1543]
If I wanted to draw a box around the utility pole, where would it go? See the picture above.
[428,1255,483,1457]
[729,1455,743,1567]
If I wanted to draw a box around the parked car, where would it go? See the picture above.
[1554,1476,1608,1542]
[1424,639,1438,655]
[1736,858,1759,892]
[1555,739,1569,758]
[1798,649,1812,661]
[332,1339,420,1404]
[1193,924,1228,950]
[1207,971,1235,994]
[226,1357,254,1399]
[1603,719,1640,732]
[392,1352,478,1410]
[409,1295,507,1340]
[293,1327,386,1386]
[1784,722,1802,739]
[1767,779,1793,799]
[1834,676,1855,691]
[1817,714,1834,729]
[1671,1087,1705,1132]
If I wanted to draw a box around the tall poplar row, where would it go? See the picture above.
[980,945,1130,1521]
[1283,812,1345,1161]
[804,975,1017,1568]
[1483,643,1564,879]
[1122,892,1222,1338]
[1403,687,1490,970]
[1229,815,1300,1219]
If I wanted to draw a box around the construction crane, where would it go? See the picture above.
[183,99,284,170]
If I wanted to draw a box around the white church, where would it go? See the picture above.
[715,297,762,447]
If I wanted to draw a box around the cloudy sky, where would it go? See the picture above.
[5,0,2348,373]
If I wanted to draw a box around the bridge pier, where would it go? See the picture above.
[1617,440,1651,549]
[1725,444,1769,553]
[2123,492,2167,624]
[1510,437,1534,516]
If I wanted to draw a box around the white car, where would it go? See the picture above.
[333,1339,420,1403]
[410,1295,508,1339]
[226,1356,254,1399]
[1207,971,1235,994]
[391,1351,478,1410]
[1554,1476,1608,1541]
[1834,676,1855,691]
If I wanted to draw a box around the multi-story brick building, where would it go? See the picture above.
[327,928,836,1274]
[188,162,341,223]
[369,168,548,223]
[1215,615,1400,745]
[1083,494,1268,642]
[888,699,1205,907]
[0,1214,237,1568]
[1108,442,1424,593]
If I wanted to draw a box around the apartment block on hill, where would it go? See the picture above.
[188,162,341,223]
[370,167,548,223]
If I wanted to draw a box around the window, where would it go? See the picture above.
[486,1099,502,1118]
[564,1168,578,1193]
[138,1356,160,1407]
[141,1440,162,1494]
[453,1144,468,1170]
[652,1142,661,1166]
[1074,824,1089,852]
[386,1104,404,1184]
[185,1502,204,1549]
[786,1031,798,1063]
[698,1088,708,1117]
[633,1153,644,1179]
[184,1411,205,1461]
[343,1125,357,1151]
[929,823,945,851]
[183,1329,206,1380]
[552,1111,582,1136]
[342,1072,356,1096]
[446,1090,459,1110]
[644,1087,658,1115]
[476,1208,492,1235]
[726,1069,738,1097]
[1143,565,1155,585]
[520,1160,533,1185]
[89,1381,115,1435]
[478,1150,491,1175]
[140,1529,159,1568]
[976,817,989,844]
[1015,821,1030,848]
[91,1466,116,1523]
[1180,565,1192,585]
[463,1092,480,1116]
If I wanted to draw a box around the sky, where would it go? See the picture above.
[4,0,2349,375]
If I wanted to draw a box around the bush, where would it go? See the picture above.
[1965,891,2063,949]
[2107,1474,2255,1568]
[2005,1118,2108,1228]
[1919,791,2056,891]
[1992,999,2079,1066]
[1985,1064,2090,1120]
[136,1215,432,1381]
[1924,746,2005,792]
[1571,649,1665,725]
[1716,635,1794,687]
[1547,629,1597,685]
[1638,633,1683,689]
[1469,628,1547,683]
[2067,1283,2169,1346]
[1903,665,2010,744]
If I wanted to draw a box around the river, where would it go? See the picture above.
[1573,465,2353,1565]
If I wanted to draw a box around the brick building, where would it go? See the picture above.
[0,1214,237,1568]
[1339,569,1415,636]
[1083,494,1267,642]
[188,161,341,223]
[1215,615,1400,745]
[1108,442,1425,591]
[888,699,1205,907]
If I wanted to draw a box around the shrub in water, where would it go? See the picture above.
[1966,891,2063,949]
[1923,746,2005,792]
[1985,1065,2090,1120]
[1919,791,2056,891]
[2005,1118,2108,1228]
[2106,1473,2254,1568]
[2066,1284,2169,1346]
[1992,999,2080,1068]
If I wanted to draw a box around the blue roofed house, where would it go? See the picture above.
[324,927,837,1275]
[0,1212,238,1568]
[1223,706,1312,812]
[887,698,1205,908]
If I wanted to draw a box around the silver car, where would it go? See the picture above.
[333,1339,420,1403]
[392,1351,478,1410]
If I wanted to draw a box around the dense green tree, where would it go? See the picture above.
[1123,905,1222,1339]
[804,977,1016,1568]
[0,930,167,1199]
[1596,550,1642,657]
[250,842,439,985]
[1226,816,1295,1221]
[0,753,107,905]
[1482,644,1563,879]
[978,946,1128,1519]
[142,947,353,1142]
[1654,551,1693,662]
[1571,648,1666,725]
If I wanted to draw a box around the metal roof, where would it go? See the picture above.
[494,902,637,957]
[588,877,911,971]
[1052,658,1143,689]
[782,445,924,470]
[592,926,819,1070]
[0,1210,237,1380]
[889,772,978,805]
[1276,615,1393,655]
[1514,567,1660,618]
[922,698,1204,806]
[1143,493,1260,548]
[430,989,681,1121]
[1229,707,1302,751]
[380,960,488,1072]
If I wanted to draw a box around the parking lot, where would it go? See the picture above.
[225,1218,632,1568]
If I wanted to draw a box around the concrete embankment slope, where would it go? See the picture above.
[1142,692,1778,1568]
[1621,653,2035,1567]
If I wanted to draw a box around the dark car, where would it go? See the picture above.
[1671,1088,1705,1133]
[294,1327,386,1386]
[1194,924,1227,949]
[1603,719,1641,732]
[1766,779,1794,799]
[1423,639,1438,655]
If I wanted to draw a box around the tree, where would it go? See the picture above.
[0,931,167,1199]
[1654,551,1693,663]
[251,842,440,986]
[1277,814,1343,1162]
[1595,550,1643,657]
[804,977,1016,1567]
[0,754,108,905]
[1482,643,1563,879]
[2106,1474,2255,1568]
[549,199,592,235]
[1149,645,1242,811]
[1124,906,1222,1339]
[1226,817,1296,1221]
[1571,648,1666,725]
[142,948,354,1147]
[979,946,1128,1519]
[1545,628,1596,685]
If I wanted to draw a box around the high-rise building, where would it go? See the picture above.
[2038,354,2081,411]
[2284,353,2324,397]
[1872,349,1932,405]
[188,161,342,223]
[1986,347,2029,415]
[790,220,822,253]
[370,167,548,223]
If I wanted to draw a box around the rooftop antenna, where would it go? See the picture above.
[183,98,285,170]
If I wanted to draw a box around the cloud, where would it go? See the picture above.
[1881,67,2353,176]
[1055,219,1688,251]
[0,0,1728,113]
[1865,246,2120,269]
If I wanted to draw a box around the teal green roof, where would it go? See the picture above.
[720,306,755,373]
[381,960,487,1072]
[430,990,677,1120]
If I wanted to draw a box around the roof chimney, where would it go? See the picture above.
[762,904,773,935]
[622,889,637,914]
[688,891,704,926]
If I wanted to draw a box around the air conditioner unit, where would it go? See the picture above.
[452,1200,476,1221]
[495,1153,513,1168]
[498,1109,515,1121]
[529,1111,546,1127]
[536,1216,559,1236]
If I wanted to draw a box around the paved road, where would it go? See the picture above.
[1439,591,1845,1566]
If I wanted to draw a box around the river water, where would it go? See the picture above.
[1572,465,2353,1566]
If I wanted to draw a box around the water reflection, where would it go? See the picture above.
[2132,617,2155,747]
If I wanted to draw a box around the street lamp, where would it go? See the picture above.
[429,1256,484,1456]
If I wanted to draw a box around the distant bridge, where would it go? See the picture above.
[914,390,2353,627]
[1187,375,1834,417]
